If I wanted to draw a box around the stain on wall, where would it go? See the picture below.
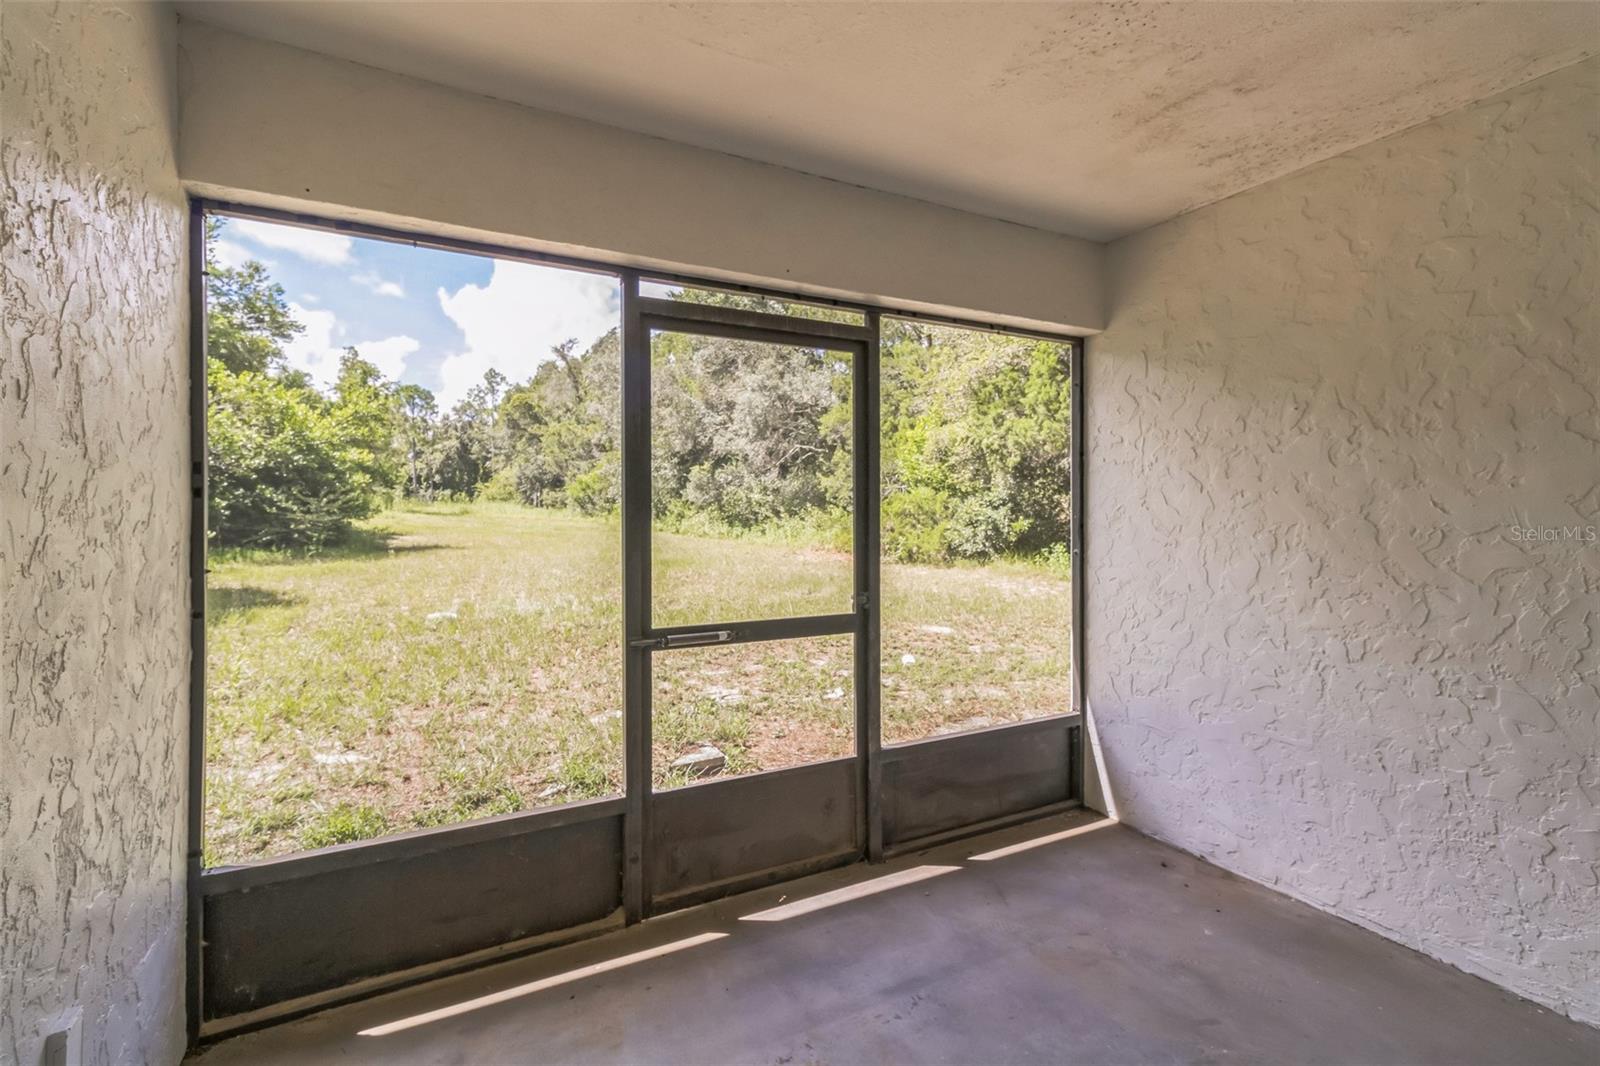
[2,3,188,1063]
[1090,57,1599,1024]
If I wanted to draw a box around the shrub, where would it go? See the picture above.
[563,451,620,515]
[945,487,1021,559]
[881,486,952,563]
[1036,542,1072,577]
[475,465,521,503]
[207,360,387,550]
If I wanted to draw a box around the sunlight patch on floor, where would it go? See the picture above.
[739,864,960,922]
[966,817,1117,861]
[358,932,729,1037]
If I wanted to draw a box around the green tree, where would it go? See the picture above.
[471,292,1071,566]
[392,384,439,497]
[204,219,301,374]
[330,349,404,496]
[203,221,409,548]
[650,331,846,527]
[418,369,509,498]
[879,321,1071,561]
[493,332,621,511]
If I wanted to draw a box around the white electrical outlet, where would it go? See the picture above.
[39,1006,82,1066]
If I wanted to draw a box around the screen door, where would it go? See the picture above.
[621,292,876,915]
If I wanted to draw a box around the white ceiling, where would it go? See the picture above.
[176,1,1599,242]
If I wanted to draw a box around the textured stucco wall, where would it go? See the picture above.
[1,3,189,1063]
[1089,57,1600,1024]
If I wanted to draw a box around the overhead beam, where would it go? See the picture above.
[175,22,1104,335]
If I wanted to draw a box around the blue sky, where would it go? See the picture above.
[213,217,620,409]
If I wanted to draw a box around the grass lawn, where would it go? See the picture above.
[204,501,1070,866]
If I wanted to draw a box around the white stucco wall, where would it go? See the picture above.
[1089,57,1599,1024]
[173,21,1105,337]
[1,3,190,1063]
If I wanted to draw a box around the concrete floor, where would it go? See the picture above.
[192,811,1600,1065]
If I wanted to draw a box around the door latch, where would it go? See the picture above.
[629,629,733,650]
[662,629,733,648]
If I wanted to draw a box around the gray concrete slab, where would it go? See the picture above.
[191,813,1600,1065]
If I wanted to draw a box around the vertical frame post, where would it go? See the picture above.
[1070,337,1088,799]
[857,312,884,861]
[620,272,652,921]
[185,199,209,1043]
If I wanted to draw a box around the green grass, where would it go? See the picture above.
[203,501,1069,866]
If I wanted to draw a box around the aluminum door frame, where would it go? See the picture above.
[620,289,880,916]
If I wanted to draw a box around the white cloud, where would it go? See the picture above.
[211,239,256,270]
[436,261,619,409]
[231,218,353,265]
[353,335,422,382]
[352,271,406,298]
[283,304,342,387]
[283,302,419,390]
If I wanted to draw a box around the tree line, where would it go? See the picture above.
[205,224,1072,564]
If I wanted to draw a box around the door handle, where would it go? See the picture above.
[628,629,734,649]
[663,629,733,648]
[633,624,739,646]
[627,631,733,649]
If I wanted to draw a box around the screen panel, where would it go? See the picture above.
[202,215,624,866]
[649,328,855,627]
[652,634,854,790]
[877,317,1074,746]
